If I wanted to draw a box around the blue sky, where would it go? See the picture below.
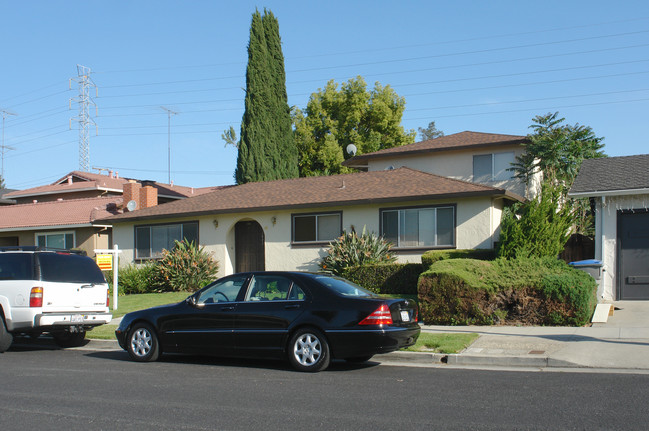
[1,1,648,189]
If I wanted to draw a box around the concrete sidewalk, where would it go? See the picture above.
[382,301,649,371]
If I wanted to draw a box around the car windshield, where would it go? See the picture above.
[315,275,375,297]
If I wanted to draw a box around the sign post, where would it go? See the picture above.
[95,244,122,311]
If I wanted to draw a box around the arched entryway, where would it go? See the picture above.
[235,220,265,273]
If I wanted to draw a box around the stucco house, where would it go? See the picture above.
[0,171,215,256]
[100,131,537,277]
[569,154,649,300]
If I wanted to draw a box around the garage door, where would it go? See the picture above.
[618,210,649,300]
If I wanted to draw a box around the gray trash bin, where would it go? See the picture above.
[569,259,603,280]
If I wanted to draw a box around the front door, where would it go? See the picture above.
[618,211,649,300]
[235,220,265,272]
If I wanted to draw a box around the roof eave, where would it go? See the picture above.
[569,188,649,198]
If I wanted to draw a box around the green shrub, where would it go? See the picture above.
[341,263,424,295]
[421,249,495,268]
[497,184,574,259]
[157,240,219,292]
[115,263,160,295]
[418,257,597,326]
[320,227,396,276]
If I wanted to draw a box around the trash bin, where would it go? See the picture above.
[569,259,603,280]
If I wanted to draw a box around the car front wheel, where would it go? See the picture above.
[288,328,330,372]
[127,323,160,362]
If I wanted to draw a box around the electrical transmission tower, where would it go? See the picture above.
[0,108,17,183]
[70,65,97,172]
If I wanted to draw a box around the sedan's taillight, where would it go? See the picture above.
[359,304,393,325]
[30,287,43,308]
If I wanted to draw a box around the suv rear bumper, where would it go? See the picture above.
[36,313,113,327]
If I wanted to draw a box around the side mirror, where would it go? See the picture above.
[187,295,205,309]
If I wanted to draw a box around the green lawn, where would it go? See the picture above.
[404,332,479,354]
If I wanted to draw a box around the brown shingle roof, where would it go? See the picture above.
[570,154,649,195]
[342,131,528,167]
[0,196,122,230]
[99,168,522,223]
[4,171,215,199]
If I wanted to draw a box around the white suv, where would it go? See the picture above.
[0,247,112,352]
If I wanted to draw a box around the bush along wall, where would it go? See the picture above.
[418,257,597,326]
[421,249,496,268]
[341,263,424,295]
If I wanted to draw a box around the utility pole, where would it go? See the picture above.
[0,108,17,183]
[70,65,97,172]
[160,106,178,184]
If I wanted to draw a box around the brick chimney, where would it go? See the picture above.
[123,181,141,211]
[139,186,158,209]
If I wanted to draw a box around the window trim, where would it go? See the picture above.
[34,231,76,250]
[473,151,515,182]
[379,204,457,250]
[134,220,199,260]
[291,211,342,246]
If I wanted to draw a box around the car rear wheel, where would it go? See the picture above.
[52,329,86,348]
[0,314,13,353]
[127,323,160,362]
[288,328,330,372]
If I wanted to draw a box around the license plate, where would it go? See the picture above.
[400,311,410,322]
[71,314,84,323]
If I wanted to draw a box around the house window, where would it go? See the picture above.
[473,152,515,182]
[36,232,75,249]
[135,221,198,259]
[292,212,341,244]
[381,206,455,248]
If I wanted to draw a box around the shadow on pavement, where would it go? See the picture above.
[83,349,380,372]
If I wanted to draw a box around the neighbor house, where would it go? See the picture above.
[569,154,649,300]
[0,170,215,256]
[99,131,537,277]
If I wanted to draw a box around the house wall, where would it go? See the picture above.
[595,193,649,300]
[111,196,500,277]
[0,227,109,257]
[366,145,535,198]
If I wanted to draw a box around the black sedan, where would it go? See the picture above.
[115,271,420,372]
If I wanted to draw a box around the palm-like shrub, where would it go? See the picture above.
[320,227,396,276]
[157,240,219,292]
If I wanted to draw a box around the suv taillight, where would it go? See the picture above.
[359,304,393,325]
[107,290,110,308]
[30,287,43,307]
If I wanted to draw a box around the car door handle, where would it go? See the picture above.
[284,304,300,310]
[221,306,236,311]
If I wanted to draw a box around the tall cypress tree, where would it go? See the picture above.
[235,9,297,184]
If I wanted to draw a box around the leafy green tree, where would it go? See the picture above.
[511,112,605,236]
[293,76,416,177]
[512,112,605,192]
[234,9,298,184]
[418,121,444,140]
[497,182,575,259]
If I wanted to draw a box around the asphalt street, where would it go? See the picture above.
[2,342,649,430]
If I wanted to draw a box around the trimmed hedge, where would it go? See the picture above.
[342,263,424,295]
[421,249,496,268]
[418,257,597,326]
